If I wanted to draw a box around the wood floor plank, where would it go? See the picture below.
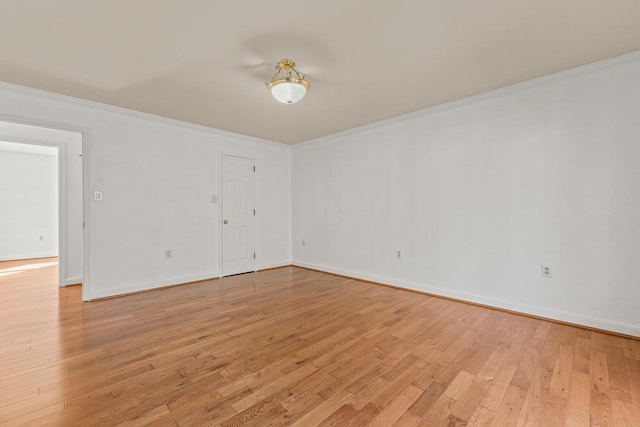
[541,342,575,425]
[606,344,633,403]
[481,364,518,412]
[1,259,639,426]
[392,410,422,426]
[565,370,590,426]
[612,398,639,426]
[628,370,640,427]
[591,349,614,427]
[349,376,390,410]
[344,402,380,426]
[621,338,640,361]
[573,336,592,375]
[366,384,422,427]
[409,381,447,418]
[491,384,528,426]
[591,332,609,353]
[417,394,456,427]
[467,406,496,426]
[450,381,486,422]
[514,328,562,427]
[290,388,353,426]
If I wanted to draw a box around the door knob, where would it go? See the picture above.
[223,220,228,224]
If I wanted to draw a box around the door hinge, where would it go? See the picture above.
[253,253,256,259]
[253,209,256,215]
[253,166,255,172]
[83,222,85,229]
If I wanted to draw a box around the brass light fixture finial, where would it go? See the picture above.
[266,59,310,104]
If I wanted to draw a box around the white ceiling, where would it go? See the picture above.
[0,1,639,144]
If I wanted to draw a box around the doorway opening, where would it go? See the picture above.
[0,121,84,296]
[0,141,59,268]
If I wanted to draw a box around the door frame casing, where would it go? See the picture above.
[219,152,257,277]
[0,115,91,301]
[0,136,67,288]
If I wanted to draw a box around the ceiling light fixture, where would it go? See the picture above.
[266,59,310,104]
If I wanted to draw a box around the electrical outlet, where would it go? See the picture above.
[396,250,402,259]
[165,249,172,259]
[93,191,103,201]
[541,264,552,278]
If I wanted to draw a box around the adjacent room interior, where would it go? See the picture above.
[0,2,639,426]
[0,141,58,264]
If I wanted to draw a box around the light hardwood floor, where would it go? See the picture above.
[1,258,639,426]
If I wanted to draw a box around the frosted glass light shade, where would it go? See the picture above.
[270,81,308,104]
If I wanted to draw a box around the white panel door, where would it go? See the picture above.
[222,155,256,276]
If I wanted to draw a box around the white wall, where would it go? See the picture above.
[0,123,83,285]
[0,144,58,260]
[0,83,291,300]
[2,50,637,337]
[292,52,640,337]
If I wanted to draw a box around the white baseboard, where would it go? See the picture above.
[88,272,220,300]
[0,253,58,262]
[292,260,640,338]
[257,260,292,271]
[63,277,82,286]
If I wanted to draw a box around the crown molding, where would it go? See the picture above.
[294,49,640,149]
[0,81,289,151]
[2,49,639,150]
